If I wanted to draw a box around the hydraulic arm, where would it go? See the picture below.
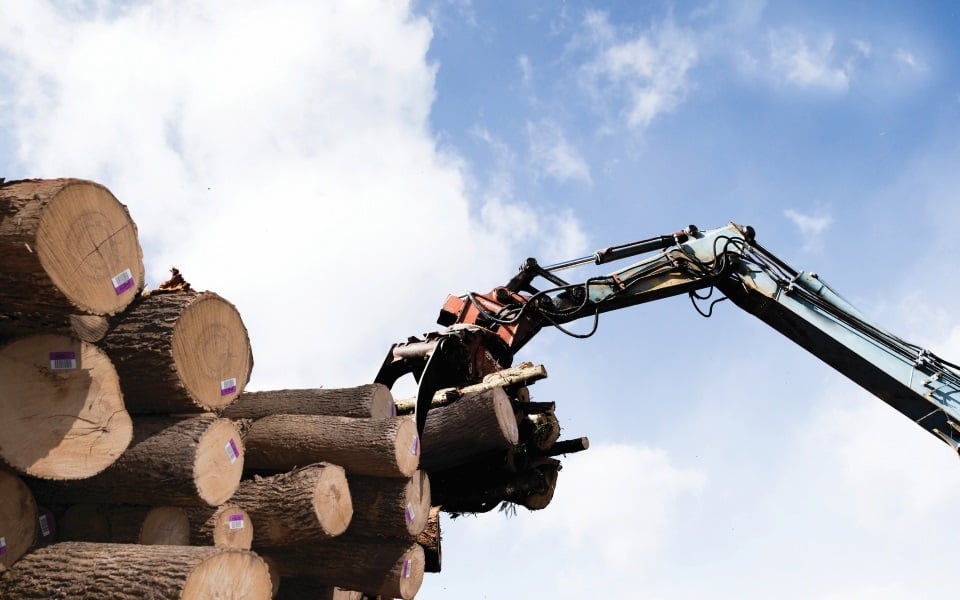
[379,223,960,454]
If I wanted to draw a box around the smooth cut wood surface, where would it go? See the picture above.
[0,469,38,570]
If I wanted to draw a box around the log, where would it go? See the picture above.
[345,471,431,540]
[0,178,144,317]
[268,538,424,600]
[417,507,442,573]
[0,469,38,571]
[224,384,395,420]
[100,290,253,413]
[0,542,272,599]
[243,415,419,478]
[59,504,190,544]
[0,312,109,343]
[277,580,364,600]
[186,503,254,549]
[28,416,244,506]
[0,334,133,479]
[419,387,518,472]
[431,457,561,514]
[394,362,547,414]
[231,464,352,548]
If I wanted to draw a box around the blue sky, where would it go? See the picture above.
[3,1,960,598]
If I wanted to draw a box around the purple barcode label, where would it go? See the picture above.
[228,514,245,530]
[411,435,419,456]
[220,377,237,396]
[0,537,6,556]
[402,559,412,579]
[38,514,50,537]
[49,351,77,370]
[405,503,415,524]
[112,268,134,295]
[390,403,397,417]
[225,438,240,464]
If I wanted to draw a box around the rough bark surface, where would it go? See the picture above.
[277,580,364,600]
[0,469,38,570]
[0,334,132,480]
[225,384,394,420]
[231,464,352,547]
[100,290,252,413]
[417,506,442,573]
[0,542,272,599]
[268,537,424,600]
[419,387,518,472]
[0,178,144,316]
[186,503,253,549]
[27,416,244,507]
[243,415,419,478]
[345,472,431,540]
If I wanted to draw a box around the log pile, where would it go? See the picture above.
[0,178,590,599]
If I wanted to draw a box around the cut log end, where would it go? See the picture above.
[181,549,274,600]
[0,334,132,479]
[394,418,422,478]
[170,292,253,411]
[209,505,254,550]
[140,506,190,545]
[32,180,144,315]
[0,469,38,570]
[195,418,245,506]
[313,464,354,538]
[392,543,426,600]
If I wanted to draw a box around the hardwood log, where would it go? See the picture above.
[267,537,424,600]
[231,464,352,548]
[417,506,442,573]
[394,362,547,414]
[0,312,109,343]
[28,416,244,507]
[58,504,190,544]
[186,503,254,549]
[419,387,518,472]
[0,542,272,599]
[345,471,430,540]
[0,334,132,479]
[431,457,561,514]
[277,580,364,600]
[243,415,419,478]
[100,290,253,413]
[0,178,144,317]
[224,384,394,420]
[0,469,38,571]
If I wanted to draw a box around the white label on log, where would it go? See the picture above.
[0,537,6,556]
[411,435,420,456]
[225,438,240,464]
[228,514,245,530]
[405,503,415,524]
[38,514,50,537]
[402,559,412,579]
[220,377,238,396]
[112,268,135,295]
[49,351,77,370]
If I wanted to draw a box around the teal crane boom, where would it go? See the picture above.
[378,222,960,454]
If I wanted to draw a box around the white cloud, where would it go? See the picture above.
[0,1,582,391]
[767,29,850,91]
[526,120,592,185]
[581,13,699,129]
[517,53,533,86]
[784,207,832,251]
[894,48,924,72]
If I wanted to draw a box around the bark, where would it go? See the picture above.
[0,178,144,316]
[28,416,244,507]
[186,503,254,549]
[345,471,431,540]
[277,580,364,600]
[0,542,272,599]
[231,464,352,547]
[267,537,424,600]
[394,362,547,414]
[534,436,590,458]
[0,334,132,479]
[0,469,38,571]
[225,384,395,420]
[57,504,189,544]
[100,290,253,413]
[417,507,442,573]
[243,415,419,478]
[431,457,561,514]
[419,387,518,472]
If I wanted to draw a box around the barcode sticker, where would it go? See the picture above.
[402,559,412,579]
[228,514,245,530]
[220,377,237,396]
[0,537,6,556]
[112,268,135,295]
[38,514,50,537]
[411,435,419,456]
[405,503,415,524]
[49,351,77,370]
[390,403,397,417]
[225,438,240,464]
